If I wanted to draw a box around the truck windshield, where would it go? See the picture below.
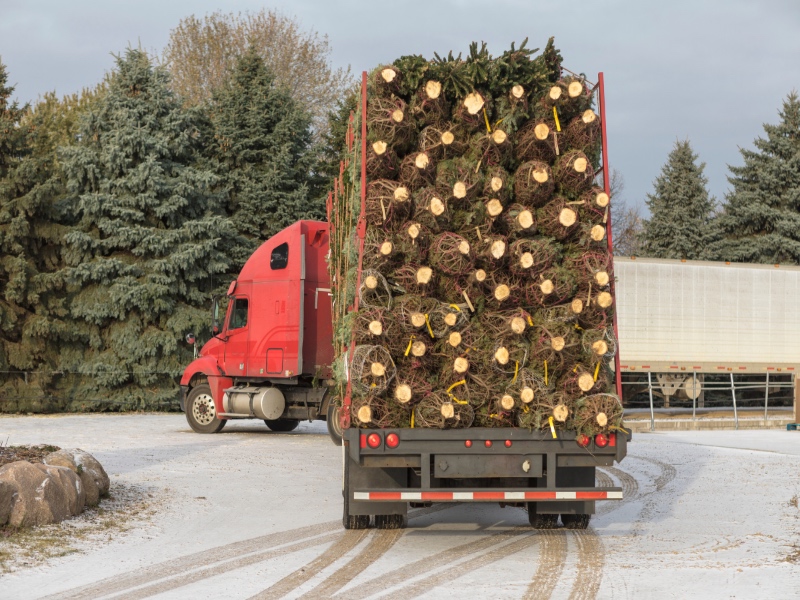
[228,298,248,330]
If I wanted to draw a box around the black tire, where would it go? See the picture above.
[326,399,343,446]
[561,513,591,529]
[343,449,370,530]
[264,418,300,432]
[185,384,226,434]
[527,508,559,529]
[375,514,407,529]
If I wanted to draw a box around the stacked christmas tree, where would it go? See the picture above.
[328,39,623,437]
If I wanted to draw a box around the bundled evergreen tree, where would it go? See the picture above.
[210,49,320,271]
[711,92,800,264]
[640,140,716,259]
[60,49,234,410]
[311,85,359,205]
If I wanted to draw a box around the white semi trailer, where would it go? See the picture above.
[614,257,800,413]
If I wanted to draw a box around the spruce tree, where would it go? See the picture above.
[210,49,319,270]
[640,140,716,259]
[711,92,800,264]
[60,49,234,410]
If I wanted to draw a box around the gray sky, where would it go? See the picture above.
[2,0,799,215]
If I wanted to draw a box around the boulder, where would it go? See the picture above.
[0,461,85,527]
[0,480,16,526]
[45,448,110,507]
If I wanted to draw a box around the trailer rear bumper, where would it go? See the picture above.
[353,488,622,502]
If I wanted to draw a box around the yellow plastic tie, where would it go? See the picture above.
[544,360,549,386]
[483,107,492,133]
[526,314,534,327]
[450,396,468,405]
[573,365,579,373]
[593,361,601,381]
[548,416,558,439]
[610,425,629,435]
[447,380,466,393]
[522,404,530,413]
[410,411,415,428]
[404,335,416,357]
[424,314,435,338]
[449,304,461,312]
[553,106,561,132]
[512,361,519,383]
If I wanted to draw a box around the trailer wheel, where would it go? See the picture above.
[527,508,559,529]
[326,399,343,446]
[264,419,299,432]
[561,514,591,529]
[375,514,406,529]
[185,384,226,434]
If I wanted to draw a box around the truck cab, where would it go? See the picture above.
[180,221,335,433]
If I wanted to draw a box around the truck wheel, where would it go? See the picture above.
[186,384,226,434]
[264,419,300,432]
[375,514,406,529]
[561,514,591,529]
[326,400,343,446]
[527,509,559,529]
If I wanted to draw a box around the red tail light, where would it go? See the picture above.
[485,440,493,448]
[595,433,609,448]
[367,433,382,449]
[608,433,617,447]
[385,433,399,448]
[504,440,512,448]
[465,440,472,448]
[576,434,591,447]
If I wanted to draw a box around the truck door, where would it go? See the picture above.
[223,296,249,377]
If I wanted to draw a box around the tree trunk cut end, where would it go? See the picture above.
[416,267,433,284]
[590,224,606,241]
[441,402,455,419]
[372,141,388,155]
[379,241,394,256]
[430,196,446,216]
[553,404,569,422]
[511,85,525,99]
[494,284,511,301]
[592,340,609,356]
[368,320,383,336]
[597,291,613,308]
[411,341,427,357]
[394,186,410,202]
[365,275,378,290]
[441,131,455,145]
[510,316,527,334]
[357,405,373,423]
[520,387,534,404]
[494,346,510,365]
[381,68,397,83]
[550,336,566,351]
[415,153,430,169]
[454,357,469,374]
[425,80,442,99]
[371,362,386,377]
[559,208,577,227]
[540,280,554,295]
[578,372,595,392]
[448,331,462,347]
[533,168,549,183]
[453,182,467,199]
[463,92,485,115]
[517,210,534,229]
[490,176,504,192]
[486,199,504,217]
[596,412,608,427]
[500,394,515,411]
[395,384,412,404]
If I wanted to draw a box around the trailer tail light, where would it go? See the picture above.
[465,440,472,448]
[367,433,382,449]
[608,433,617,447]
[594,433,609,448]
[504,440,512,448]
[485,440,493,448]
[576,434,591,447]
[385,433,399,448]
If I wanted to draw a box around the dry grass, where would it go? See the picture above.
[0,444,61,468]
[0,481,162,574]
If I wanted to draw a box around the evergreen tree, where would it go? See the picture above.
[210,49,319,271]
[711,92,800,264]
[640,140,716,259]
[311,85,359,204]
[60,49,234,410]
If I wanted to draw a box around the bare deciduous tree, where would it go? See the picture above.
[162,10,353,135]
[608,169,644,256]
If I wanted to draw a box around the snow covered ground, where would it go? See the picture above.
[1,414,798,599]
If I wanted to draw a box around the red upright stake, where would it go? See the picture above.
[597,72,623,400]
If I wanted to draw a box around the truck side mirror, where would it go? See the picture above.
[212,296,221,335]
[186,333,196,345]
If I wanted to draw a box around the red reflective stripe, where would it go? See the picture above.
[474,492,505,500]
[420,492,454,501]
[369,492,402,500]
[359,434,366,449]
[576,491,608,500]
[524,491,558,500]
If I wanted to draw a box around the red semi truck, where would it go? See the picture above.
[179,220,340,438]
[180,71,628,530]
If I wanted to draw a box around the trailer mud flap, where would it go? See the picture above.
[346,453,408,517]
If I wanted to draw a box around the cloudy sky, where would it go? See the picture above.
[1,0,798,214]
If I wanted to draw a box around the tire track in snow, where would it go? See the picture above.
[337,526,530,600]
[522,529,567,600]
[249,529,370,600]
[567,529,605,600]
[44,521,342,600]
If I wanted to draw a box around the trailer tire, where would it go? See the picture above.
[326,399,343,446]
[527,508,559,529]
[185,384,226,434]
[264,419,300,432]
[561,513,591,529]
[375,514,406,529]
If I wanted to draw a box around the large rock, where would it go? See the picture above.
[0,480,15,526]
[45,448,110,507]
[0,461,85,527]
